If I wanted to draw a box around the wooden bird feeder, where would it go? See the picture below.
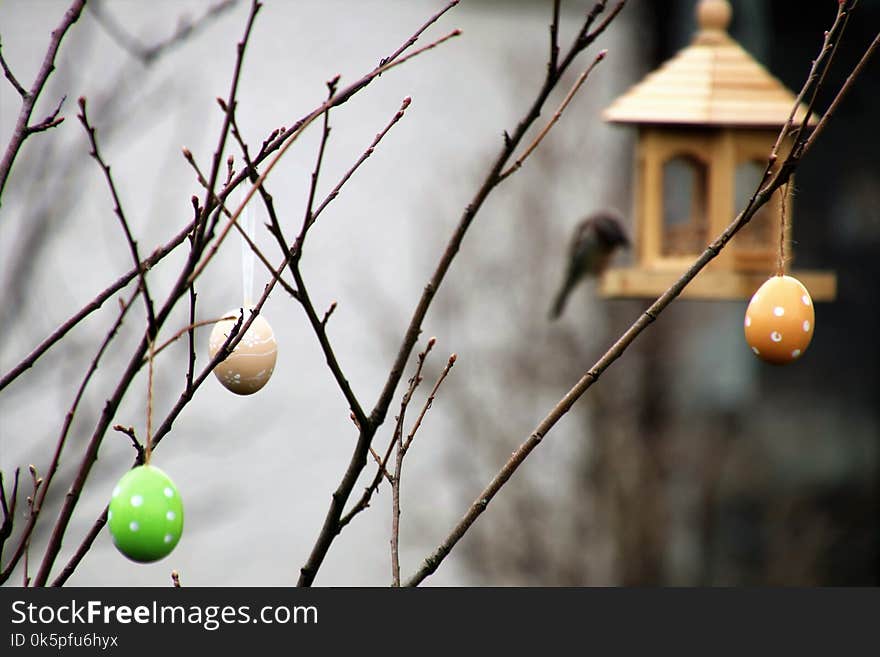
[599,0,836,300]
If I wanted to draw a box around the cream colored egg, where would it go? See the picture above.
[209,307,278,394]
[744,275,815,365]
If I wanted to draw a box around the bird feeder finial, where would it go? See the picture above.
[695,0,732,44]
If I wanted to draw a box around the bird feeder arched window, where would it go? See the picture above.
[599,0,836,300]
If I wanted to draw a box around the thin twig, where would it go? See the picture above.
[309,98,412,229]
[321,302,337,327]
[113,425,145,464]
[389,339,434,585]
[549,0,561,74]
[171,570,182,587]
[147,316,234,363]
[0,37,27,97]
[0,0,86,205]
[186,265,198,392]
[78,97,156,331]
[392,344,455,586]
[28,95,67,134]
[498,50,607,182]
[403,353,456,454]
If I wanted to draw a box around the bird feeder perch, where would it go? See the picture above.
[598,0,836,301]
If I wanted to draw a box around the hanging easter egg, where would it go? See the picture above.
[744,275,815,365]
[209,307,278,395]
[108,465,184,563]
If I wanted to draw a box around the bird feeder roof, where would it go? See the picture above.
[603,0,818,128]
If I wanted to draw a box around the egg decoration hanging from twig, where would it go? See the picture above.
[108,464,185,563]
[209,307,278,395]
[744,274,815,365]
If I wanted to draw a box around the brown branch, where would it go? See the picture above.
[51,508,107,587]
[28,94,67,134]
[549,0,561,73]
[404,0,868,588]
[112,425,145,464]
[498,49,607,182]
[300,77,337,244]
[0,0,86,206]
[181,144,299,300]
[392,343,455,586]
[287,96,415,432]
[321,302,338,327]
[310,97,412,229]
[0,288,138,585]
[147,316,234,363]
[78,97,156,331]
[186,276,198,393]
[0,216,196,393]
[800,29,880,157]
[402,353,456,454]
[298,0,621,588]
[192,0,261,255]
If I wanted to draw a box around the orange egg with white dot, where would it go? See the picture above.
[744,275,815,365]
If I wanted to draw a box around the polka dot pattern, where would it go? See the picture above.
[108,465,184,563]
[744,275,815,365]
[208,307,278,395]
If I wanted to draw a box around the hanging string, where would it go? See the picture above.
[240,186,255,309]
[145,337,155,465]
[777,182,789,276]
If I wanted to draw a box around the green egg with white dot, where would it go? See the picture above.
[108,465,184,563]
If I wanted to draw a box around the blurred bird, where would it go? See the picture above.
[549,211,630,320]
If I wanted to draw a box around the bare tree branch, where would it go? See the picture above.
[0,37,27,97]
[78,97,156,331]
[0,0,86,206]
[392,345,455,586]
[88,0,238,65]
